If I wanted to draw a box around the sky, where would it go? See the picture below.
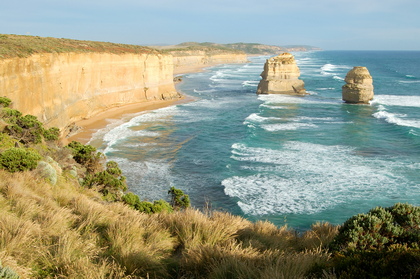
[2,0,420,50]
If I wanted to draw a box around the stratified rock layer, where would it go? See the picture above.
[342,67,374,104]
[0,52,180,133]
[256,53,306,95]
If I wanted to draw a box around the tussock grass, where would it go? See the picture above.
[0,167,339,278]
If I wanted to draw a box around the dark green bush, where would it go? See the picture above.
[83,160,126,200]
[330,203,420,252]
[168,186,190,209]
[0,97,12,108]
[67,141,104,173]
[332,249,420,279]
[0,147,41,172]
[43,127,60,141]
[1,109,59,144]
[1,107,22,119]
[122,192,173,214]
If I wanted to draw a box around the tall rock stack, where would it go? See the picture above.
[256,53,306,95]
[342,67,374,104]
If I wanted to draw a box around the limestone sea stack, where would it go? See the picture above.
[256,53,306,95]
[342,67,374,104]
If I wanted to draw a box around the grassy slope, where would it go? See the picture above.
[0,34,160,59]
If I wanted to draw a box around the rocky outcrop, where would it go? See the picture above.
[256,53,306,95]
[0,52,180,134]
[342,67,374,104]
[170,51,248,74]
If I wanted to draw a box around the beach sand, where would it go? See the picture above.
[64,94,194,145]
[63,60,242,145]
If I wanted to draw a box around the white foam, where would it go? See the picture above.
[373,110,420,129]
[372,95,420,108]
[242,80,260,87]
[224,141,410,215]
[244,113,282,123]
[262,122,318,131]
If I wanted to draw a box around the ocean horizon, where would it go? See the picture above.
[88,50,420,230]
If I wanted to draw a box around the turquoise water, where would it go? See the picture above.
[89,51,420,229]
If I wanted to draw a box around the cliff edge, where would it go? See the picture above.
[0,35,180,136]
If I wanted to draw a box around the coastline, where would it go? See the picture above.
[64,94,194,145]
[63,59,249,145]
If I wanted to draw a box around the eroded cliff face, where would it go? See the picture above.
[170,51,248,74]
[0,52,179,133]
[342,66,374,104]
[256,53,306,95]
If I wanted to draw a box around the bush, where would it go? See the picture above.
[83,160,127,200]
[67,141,104,173]
[168,186,190,209]
[122,192,173,214]
[43,127,60,141]
[0,147,41,172]
[1,110,58,144]
[330,203,420,252]
[0,97,12,108]
[0,261,19,279]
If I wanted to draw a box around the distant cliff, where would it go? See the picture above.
[156,42,321,57]
[157,43,248,74]
[0,35,179,135]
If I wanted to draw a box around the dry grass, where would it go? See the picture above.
[0,34,160,59]
[0,167,338,278]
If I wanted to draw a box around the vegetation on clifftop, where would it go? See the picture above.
[0,34,160,59]
[0,97,418,278]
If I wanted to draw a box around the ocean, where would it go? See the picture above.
[88,51,420,229]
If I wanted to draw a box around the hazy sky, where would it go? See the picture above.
[2,0,420,50]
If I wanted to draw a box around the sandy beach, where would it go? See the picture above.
[64,94,194,145]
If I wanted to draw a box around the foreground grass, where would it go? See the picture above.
[0,168,341,278]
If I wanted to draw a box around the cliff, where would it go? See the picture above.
[342,66,374,104]
[256,53,306,95]
[170,50,248,74]
[157,44,248,74]
[0,52,180,135]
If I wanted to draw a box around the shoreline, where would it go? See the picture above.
[62,59,249,145]
[64,94,194,145]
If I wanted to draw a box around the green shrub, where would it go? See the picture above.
[1,107,22,119]
[0,261,19,279]
[43,127,60,141]
[330,203,420,252]
[122,192,141,209]
[0,97,12,108]
[0,147,41,172]
[67,141,104,173]
[168,186,190,209]
[332,249,420,279]
[122,192,173,214]
[83,160,126,200]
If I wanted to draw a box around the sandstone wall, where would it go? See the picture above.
[0,52,179,133]
[171,51,248,74]
[342,66,374,104]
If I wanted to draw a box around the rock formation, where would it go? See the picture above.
[342,67,374,104]
[256,53,306,95]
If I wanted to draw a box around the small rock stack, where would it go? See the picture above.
[342,67,374,104]
[256,53,306,95]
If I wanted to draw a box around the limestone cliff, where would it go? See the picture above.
[169,50,248,74]
[256,53,306,95]
[0,52,180,134]
[342,66,374,104]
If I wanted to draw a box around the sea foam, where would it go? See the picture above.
[224,141,412,216]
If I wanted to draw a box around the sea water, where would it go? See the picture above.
[89,51,420,229]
